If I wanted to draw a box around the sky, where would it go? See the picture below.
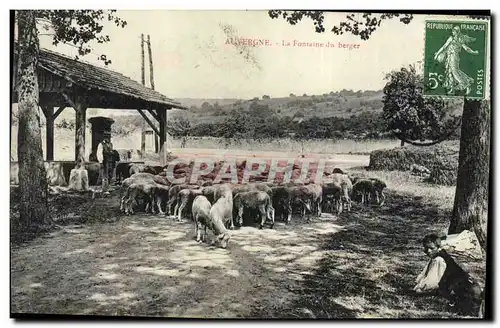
[37,11,486,100]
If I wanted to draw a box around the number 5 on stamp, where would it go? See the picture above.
[423,20,488,99]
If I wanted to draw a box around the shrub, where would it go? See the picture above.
[368,142,459,173]
[426,161,458,186]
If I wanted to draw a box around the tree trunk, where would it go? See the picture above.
[15,10,50,236]
[449,99,490,250]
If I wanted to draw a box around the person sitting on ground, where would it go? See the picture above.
[414,232,484,316]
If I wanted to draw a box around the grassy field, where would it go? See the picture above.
[169,137,400,155]
[10,121,400,161]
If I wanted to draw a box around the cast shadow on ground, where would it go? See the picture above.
[11,202,345,319]
[11,215,252,318]
[11,188,485,319]
[250,191,486,319]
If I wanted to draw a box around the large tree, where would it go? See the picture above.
[449,99,490,247]
[15,10,49,237]
[382,65,461,146]
[13,10,126,239]
[269,11,491,249]
[167,117,192,148]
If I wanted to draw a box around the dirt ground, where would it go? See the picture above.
[10,171,486,319]
[11,192,343,318]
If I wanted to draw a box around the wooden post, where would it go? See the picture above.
[41,104,55,161]
[158,108,167,148]
[140,33,146,158]
[54,106,66,120]
[74,101,87,169]
[147,35,155,90]
[62,92,89,191]
[158,108,167,167]
[141,34,145,85]
[147,35,160,153]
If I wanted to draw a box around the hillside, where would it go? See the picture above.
[10,89,464,141]
[169,90,386,125]
[11,89,387,127]
[172,98,242,109]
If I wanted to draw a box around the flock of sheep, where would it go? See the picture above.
[117,166,387,249]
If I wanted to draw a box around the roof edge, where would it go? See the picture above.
[16,47,188,110]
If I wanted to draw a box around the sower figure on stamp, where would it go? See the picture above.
[413,232,484,317]
[97,132,115,189]
[433,26,479,95]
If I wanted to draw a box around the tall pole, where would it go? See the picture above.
[141,34,145,85]
[147,34,160,153]
[147,35,155,90]
[140,34,146,158]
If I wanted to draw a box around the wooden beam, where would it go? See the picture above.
[141,128,146,158]
[62,92,87,169]
[40,104,55,161]
[137,109,160,135]
[74,103,87,169]
[147,35,155,90]
[61,92,77,109]
[147,108,160,154]
[140,34,146,158]
[147,109,159,122]
[154,132,159,154]
[53,106,66,120]
[158,108,167,149]
[146,35,160,153]
[141,34,145,85]
[40,104,49,118]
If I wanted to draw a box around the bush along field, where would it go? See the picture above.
[368,141,460,186]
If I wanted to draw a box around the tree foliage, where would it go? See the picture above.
[382,65,461,146]
[167,117,191,148]
[167,117,191,137]
[268,11,413,39]
[201,101,212,110]
[188,110,389,141]
[35,10,127,65]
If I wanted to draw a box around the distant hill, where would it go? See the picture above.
[11,89,463,130]
[168,90,388,125]
[172,98,243,109]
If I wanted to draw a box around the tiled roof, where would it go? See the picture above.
[37,48,186,110]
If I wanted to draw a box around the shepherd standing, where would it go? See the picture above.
[97,132,115,188]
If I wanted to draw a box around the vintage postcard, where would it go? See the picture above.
[10,10,491,320]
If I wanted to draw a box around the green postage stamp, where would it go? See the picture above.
[423,20,488,99]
